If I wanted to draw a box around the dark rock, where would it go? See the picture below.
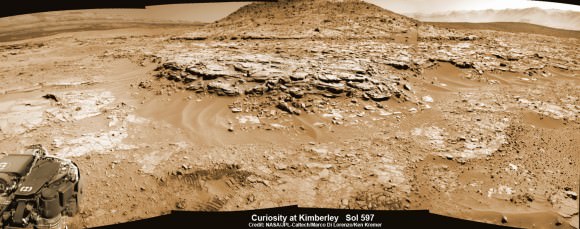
[265,79,282,90]
[166,73,182,82]
[138,81,152,89]
[183,74,198,83]
[163,62,181,71]
[501,215,508,224]
[42,94,58,102]
[564,190,578,200]
[170,36,206,41]
[460,35,478,41]
[277,102,300,115]
[451,60,473,69]
[385,60,410,70]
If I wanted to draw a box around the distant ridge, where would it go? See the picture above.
[409,7,580,31]
[428,21,580,39]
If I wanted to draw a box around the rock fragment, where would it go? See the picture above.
[501,215,508,224]
[207,82,239,96]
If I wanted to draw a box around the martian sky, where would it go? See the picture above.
[142,0,580,23]
[366,0,580,13]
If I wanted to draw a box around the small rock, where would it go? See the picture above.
[347,82,374,91]
[341,199,349,206]
[311,148,328,154]
[564,190,578,200]
[379,110,392,116]
[501,215,508,224]
[422,96,434,103]
[364,105,375,110]
[274,163,288,170]
[317,82,345,94]
[365,90,391,101]
[317,74,341,83]
[289,88,304,98]
[319,169,330,180]
[231,107,242,113]
[42,94,59,102]
[207,81,239,96]
[270,123,285,129]
[186,82,205,92]
[313,122,325,128]
[277,102,300,115]
[176,201,185,209]
[247,194,255,203]
[290,72,308,81]
[508,163,518,171]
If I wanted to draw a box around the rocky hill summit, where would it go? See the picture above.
[187,0,418,39]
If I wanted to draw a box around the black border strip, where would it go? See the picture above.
[0,0,277,18]
[93,206,515,229]
[532,0,580,6]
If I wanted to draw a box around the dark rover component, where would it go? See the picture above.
[0,145,82,229]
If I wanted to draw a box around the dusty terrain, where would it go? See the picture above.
[0,0,578,228]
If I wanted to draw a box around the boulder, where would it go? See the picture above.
[207,82,239,96]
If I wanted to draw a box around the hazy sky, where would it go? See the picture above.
[365,0,580,13]
[144,0,580,23]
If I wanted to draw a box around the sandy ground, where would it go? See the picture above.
[0,1,578,228]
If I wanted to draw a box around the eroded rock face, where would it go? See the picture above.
[155,55,410,114]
